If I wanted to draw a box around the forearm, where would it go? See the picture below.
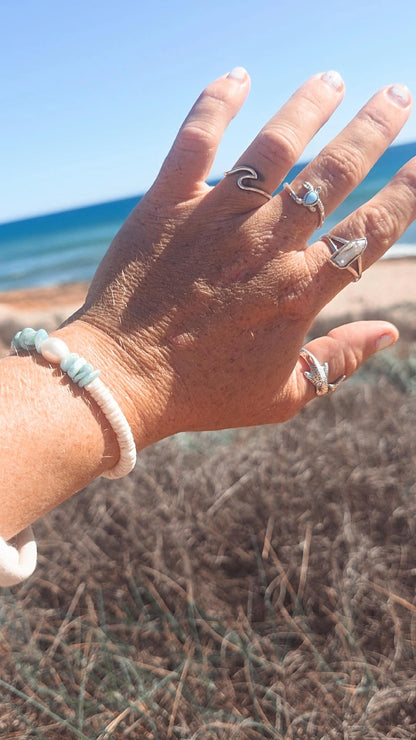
[0,322,132,540]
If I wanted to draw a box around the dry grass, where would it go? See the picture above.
[1,311,416,738]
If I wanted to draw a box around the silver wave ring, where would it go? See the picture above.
[224,165,272,200]
[300,347,346,396]
[283,181,325,227]
[323,234,367,282]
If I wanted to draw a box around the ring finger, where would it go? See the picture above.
[276,83,412,238]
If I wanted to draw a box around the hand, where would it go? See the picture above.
[61,69,415,446]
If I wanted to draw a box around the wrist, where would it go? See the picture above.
[0,346,118,540]
[1,318,162,542]
[54,318,173,451]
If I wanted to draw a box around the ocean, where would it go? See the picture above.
[1,142,416,293]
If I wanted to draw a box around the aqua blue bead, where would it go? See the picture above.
[34,329,49,353]
[19,327,37,349]
[60,353,80,373]
[72,362,93,383]
[304,191,318,206]
[66,357,86,380]
[78,369,100,387]
[73,361,92,378]
[11,331,22,349]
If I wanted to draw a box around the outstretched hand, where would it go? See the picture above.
[62,68,415,446]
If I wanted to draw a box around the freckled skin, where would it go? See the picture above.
[62,71,412,441]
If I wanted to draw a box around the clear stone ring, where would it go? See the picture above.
[283,181,325,227]
[323,234,368,282]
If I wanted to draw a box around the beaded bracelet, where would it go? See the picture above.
[0,327,137,587]
[12,327,137,478]
[0,527,37,587]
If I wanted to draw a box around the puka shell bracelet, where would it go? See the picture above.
[0,327,137,587]
[12,328,137,478]
[0,527,37,587]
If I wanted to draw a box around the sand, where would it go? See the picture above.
[0,281,88,355]
[0,281,89,312]
[318,257,416,320]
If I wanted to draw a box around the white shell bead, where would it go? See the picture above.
[40,337,70,364]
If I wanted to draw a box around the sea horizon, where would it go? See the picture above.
[1,141,416,293]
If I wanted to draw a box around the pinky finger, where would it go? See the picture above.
[294,320,399,407]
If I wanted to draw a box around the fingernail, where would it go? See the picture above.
[227,66,247,82]
[321,70,343,92]
[376,333,397,352]
[387,83,411,108]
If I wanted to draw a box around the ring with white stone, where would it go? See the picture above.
[283,181,325,227]
[300,347,346,396]
[323,234,367,282]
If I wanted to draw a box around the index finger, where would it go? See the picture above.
[156,68,250,198]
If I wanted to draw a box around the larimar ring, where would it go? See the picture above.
[283,181,325,227]
[300,347,346,396]
[323,234,367,282]
[224,165,272,200]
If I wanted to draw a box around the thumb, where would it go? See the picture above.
[295,320,399,405]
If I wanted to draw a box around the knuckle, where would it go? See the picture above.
[342,346,358,377]
[201,80,233,106]
[175,87,231,156]
[320,145,367,191]
[360,106,397,141]
[255,125,300,171]
[327,335,359,377]
[363,203,400,249]
[176,121,217,155]
[398,160,416,198]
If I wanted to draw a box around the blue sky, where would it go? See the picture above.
[2,0,416,223]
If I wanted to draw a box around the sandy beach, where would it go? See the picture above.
[318,257,416,320]
[0,281,88,355]
[0,280,89,312]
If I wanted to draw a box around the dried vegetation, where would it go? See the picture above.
[1,309,416,738]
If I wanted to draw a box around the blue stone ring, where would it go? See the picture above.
[283,181,325,227]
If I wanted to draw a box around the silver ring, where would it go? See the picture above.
[300,347,345,396]
[323,234,367,282]
[224,166,272,200]
[283,181,325,227]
